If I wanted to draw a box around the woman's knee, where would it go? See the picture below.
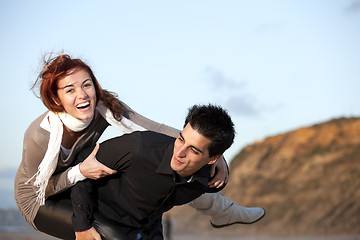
[34,197,75,239]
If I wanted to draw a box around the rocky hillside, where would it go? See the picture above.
[169,117,360,236]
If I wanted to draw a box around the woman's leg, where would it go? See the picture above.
[92,211,163,240]
[34,192,75,240]
[188,192,265,228]
[34,191,132,240]
[92,211,132,240]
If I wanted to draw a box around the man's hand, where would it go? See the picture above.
[75,227,101,240]
[208,155,228,188]
[79,143,117,179]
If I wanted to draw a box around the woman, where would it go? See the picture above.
[15,54,265,239]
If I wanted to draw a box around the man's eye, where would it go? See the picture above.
[178,137,184,142]
[191,148,199,154]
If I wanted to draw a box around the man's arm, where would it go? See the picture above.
[71,134,134,232]
[71,176,94,232]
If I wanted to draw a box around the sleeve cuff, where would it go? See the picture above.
[68,164,87,184]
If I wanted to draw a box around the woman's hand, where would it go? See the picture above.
[208,155,228,188]
[75,227,101,240]
[79,143,117,179]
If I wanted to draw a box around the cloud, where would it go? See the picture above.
[202,66,281,117]
[225,95,259,117]
[203,66,245,90]
[202,67,260,117]
[344,0,360,14]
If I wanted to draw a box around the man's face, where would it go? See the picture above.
[170,123,219,177]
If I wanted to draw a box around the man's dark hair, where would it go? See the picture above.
[184,104,235,157]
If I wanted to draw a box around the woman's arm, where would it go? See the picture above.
[78,144,117,179]
[122,101,180,138]
[45,147,116,196]
[21,120,71,197]
[21,113,77,198]
[22,116,114,199]
[23,129,75,197]
[208,155,229,188]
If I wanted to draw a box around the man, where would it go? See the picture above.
[72,104,236,240]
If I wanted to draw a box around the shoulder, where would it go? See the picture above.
[118,100,133,119]
[131,131,174,144]
[124,131,174,157]
[23,112,49,147]
[99,131,174,157]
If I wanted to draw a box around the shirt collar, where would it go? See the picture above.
[156,141,175,175]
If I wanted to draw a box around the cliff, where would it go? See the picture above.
[169,117,360,236]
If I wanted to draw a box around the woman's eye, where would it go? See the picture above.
[66,89,74,93]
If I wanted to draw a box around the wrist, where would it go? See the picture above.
[68,164,87,184]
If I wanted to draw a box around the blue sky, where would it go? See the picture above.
[1,0,360,172]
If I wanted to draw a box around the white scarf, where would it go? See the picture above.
[26,103,146,205]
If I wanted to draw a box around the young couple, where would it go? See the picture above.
[15,54,265,239]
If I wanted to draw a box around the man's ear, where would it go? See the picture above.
[207,155,221,165]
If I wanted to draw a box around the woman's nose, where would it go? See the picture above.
[77,89,88,99]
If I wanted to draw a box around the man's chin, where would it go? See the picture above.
[170,161,183,173]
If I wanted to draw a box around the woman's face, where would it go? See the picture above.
[57,68,97,120]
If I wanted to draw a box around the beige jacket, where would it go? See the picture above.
[14,102,179,229]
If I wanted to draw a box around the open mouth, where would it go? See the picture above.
[76,102,90,109]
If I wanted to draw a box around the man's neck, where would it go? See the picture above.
[176,171,191,178]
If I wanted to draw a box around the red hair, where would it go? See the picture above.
[32,54,125,120]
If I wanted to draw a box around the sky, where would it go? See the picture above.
[0,0,360,172]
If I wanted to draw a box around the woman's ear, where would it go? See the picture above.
[53,98,65,112]
[207,155,221,165]
[53,97,62,107]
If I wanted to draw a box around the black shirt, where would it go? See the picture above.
[71,131,221,237]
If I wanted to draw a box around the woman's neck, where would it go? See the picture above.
[60,112,97,149]
[61,124,84,149]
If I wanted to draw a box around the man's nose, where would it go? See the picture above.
[176,146,186,158]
